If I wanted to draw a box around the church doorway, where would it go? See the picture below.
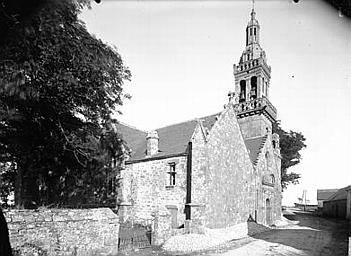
[266,198,272,225]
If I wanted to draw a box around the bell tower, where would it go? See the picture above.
[233,5,277,139]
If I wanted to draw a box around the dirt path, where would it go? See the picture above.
[119,210,351,256]
[208,210,351,256]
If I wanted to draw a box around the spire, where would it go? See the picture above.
[251,7,256,20]
[246,2,260,46]
[251,0,255,19]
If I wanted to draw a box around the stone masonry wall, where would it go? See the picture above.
[191,106,256,229]
[204,106,256,228]
[238,114,272,139]
[4,208,119,256]
[254,133,282,225]
[188,122,208,229]
[119,156,187,228]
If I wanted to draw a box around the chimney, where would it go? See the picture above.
[146,130,159,156]
[228,91,235,104]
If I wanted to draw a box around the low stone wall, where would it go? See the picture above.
[4,208,119,256]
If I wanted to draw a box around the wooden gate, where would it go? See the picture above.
[118,224,152,251]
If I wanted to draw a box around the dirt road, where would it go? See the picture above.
[120,210,351,256]
[208,210,351,256]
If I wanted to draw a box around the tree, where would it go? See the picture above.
[0,0,131,207]
[273,121,307,190]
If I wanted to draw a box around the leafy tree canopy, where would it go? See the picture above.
[273,121,307,190]
[0,0,131,207]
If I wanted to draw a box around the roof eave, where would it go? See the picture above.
[125,152,187,164]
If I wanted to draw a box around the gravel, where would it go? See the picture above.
[162,224,248,253]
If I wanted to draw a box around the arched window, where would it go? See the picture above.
[254,27,256,36]
[250,76,257,99]
[250,28,252,36]
[270,174,275,184]
[239,80,246,103]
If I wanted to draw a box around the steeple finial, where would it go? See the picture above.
[251,0,256,20]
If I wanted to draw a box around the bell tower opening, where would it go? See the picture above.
[239,80,246,103]
[250,76,257,100]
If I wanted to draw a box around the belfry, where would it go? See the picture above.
[233,4,277,139]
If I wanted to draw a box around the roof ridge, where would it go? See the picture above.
[245,134,268,141]
[154,112,220,131]
[115,121,147,133]
[325,186,350,201]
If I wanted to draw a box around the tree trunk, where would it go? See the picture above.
[14,164,24,208]
[15,164,38,209]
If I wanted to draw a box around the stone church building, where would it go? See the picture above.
[116,8,282,240]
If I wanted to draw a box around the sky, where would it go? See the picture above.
[80,0,351,205]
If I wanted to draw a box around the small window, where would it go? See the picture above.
[168,163,176,186]
[254,27,256,36]
[250,28,252,36]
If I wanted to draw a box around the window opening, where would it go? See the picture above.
[168,163,176,186]
[270,174,275,184]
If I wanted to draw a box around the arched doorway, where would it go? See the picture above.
[266,198,272,225]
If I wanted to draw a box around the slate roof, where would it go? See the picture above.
[114,122,147,157]
[244,135,268,165]
[325,186,351,202]
[116,114,218,162]
[116,112,267,165]
[317,189,339,201]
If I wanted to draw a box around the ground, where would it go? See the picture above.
[119,209,351,256]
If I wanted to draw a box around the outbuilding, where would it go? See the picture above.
[323,186,351,219]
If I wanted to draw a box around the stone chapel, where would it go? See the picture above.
[116,7,282,243]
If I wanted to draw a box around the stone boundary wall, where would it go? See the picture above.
[4,208,119,256]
